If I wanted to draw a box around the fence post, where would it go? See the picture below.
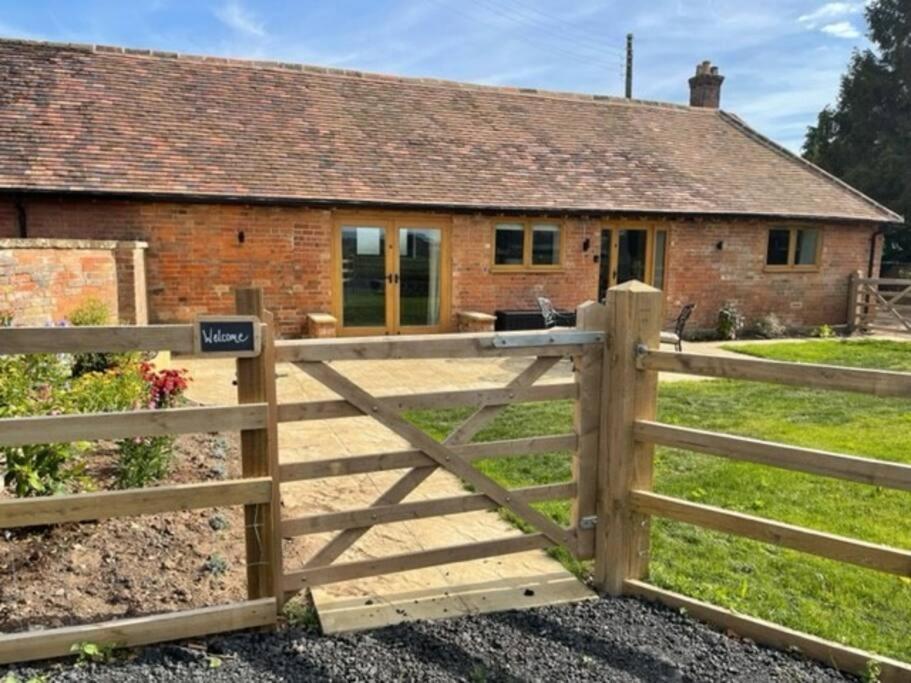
[847,270,861,334]
[573,300,607,560]
[594,280,663,596]
[235,288,283,613]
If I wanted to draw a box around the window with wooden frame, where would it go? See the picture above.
[492,221,563,270]
[765,227,821,271]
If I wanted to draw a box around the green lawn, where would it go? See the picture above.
[406,339,911,663]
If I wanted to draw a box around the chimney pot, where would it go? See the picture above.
[689,61,724,109]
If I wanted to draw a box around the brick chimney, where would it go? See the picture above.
[689,61,724,108]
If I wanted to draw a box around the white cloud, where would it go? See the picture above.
[214,0,266,38]
[820,21,861,38]
[798,2,861,28]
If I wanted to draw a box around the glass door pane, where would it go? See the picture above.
[399,227,442,327]
[617,229,648,283]
[341,225,387,328]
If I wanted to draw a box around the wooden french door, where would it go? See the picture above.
[333,216,451,335]
[598,226,668,301]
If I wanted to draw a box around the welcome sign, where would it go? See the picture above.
[193,315,261,357]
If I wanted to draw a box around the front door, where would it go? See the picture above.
[598,227,649,300]
[335,218,449,335]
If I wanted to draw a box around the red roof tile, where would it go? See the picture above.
[0,39,900,223]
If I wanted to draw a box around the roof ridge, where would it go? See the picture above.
[717,110,903,223]
[0,35,708,113]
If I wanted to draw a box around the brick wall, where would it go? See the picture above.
[663,220,879,330]
[0,238,120,325]
[0,195,880,336]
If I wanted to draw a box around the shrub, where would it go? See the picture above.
[717,301,745,340]
[69,298,120,377]
[68,298,110,326]
[113,364,190,488]
[68,366,148,414]
[0,310,12,327]
[0,353,85,497]
[115,436,174,489]
[815,324,836,338]
[754,313,787,339]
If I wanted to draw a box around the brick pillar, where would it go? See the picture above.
[114,241,149,325]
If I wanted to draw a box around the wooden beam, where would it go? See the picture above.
[624,581,911,683]
[0,478,273,529]
[282,483,575,536]
[572,301,606,560]
[235,289,281,606]
[640,350,911,398]
[0,404,268,448]
[634,420,911,492]
[283,533,551,591]
[276,383,576,423]
[596,281,663,595]
[275,330,600,361]
[279,434,577,482]
[631,490,911,576]
[0,599,276,666]
[298,361,575,549]
[0,324,195,356]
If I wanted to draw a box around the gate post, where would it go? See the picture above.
[847,270,861,334]
[594,281,662,596]
[235,288,283,612]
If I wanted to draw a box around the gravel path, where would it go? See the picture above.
[3,596,855,682]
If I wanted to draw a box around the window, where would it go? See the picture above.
[493,221,563,269]
[766,228,821,270]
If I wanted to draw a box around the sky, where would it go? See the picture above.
[0,0,876,151]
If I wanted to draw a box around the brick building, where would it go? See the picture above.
[0,40,902,336]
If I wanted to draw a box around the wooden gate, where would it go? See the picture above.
[272,302,618,597]
[848,271,911,335]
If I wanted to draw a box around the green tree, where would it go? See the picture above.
[803,0,911,268]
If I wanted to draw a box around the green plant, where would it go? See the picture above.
[754,313,787,339]
[716,301,745,340]
[0,353,85,497]
[115,435,175,489]
[204,553,229,576]
[70,640,117,665]
[815,324,836,339]
[206,655,223,669]
[68,298,110,326]
[0,310,12,327]
[68,366,148,414]
[863,659,882,683]
[68,298,123,377]
[209,513,230,531]
[282,599,321,631]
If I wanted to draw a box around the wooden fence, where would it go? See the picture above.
[848,271,911,335]
[2,283,911,681]
[0,289,282,665]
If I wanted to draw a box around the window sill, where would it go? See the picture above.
[491,265,565,274]
[763,265,820,274]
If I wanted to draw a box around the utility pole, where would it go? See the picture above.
[625,33,633,99]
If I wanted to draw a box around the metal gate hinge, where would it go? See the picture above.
[579,515,598,530]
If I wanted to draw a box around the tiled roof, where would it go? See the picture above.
[0,38,900,223]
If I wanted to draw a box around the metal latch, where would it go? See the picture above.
[579,515,598,530]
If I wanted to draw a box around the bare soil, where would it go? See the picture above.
[0,432,259,633]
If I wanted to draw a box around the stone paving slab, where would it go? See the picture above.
[177,354,594,632]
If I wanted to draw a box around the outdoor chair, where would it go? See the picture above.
[536,297,575,328]
[661,303,695,352]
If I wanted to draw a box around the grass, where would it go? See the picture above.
[406,339,911,663]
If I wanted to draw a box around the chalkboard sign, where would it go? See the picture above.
[193,316,261,358]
